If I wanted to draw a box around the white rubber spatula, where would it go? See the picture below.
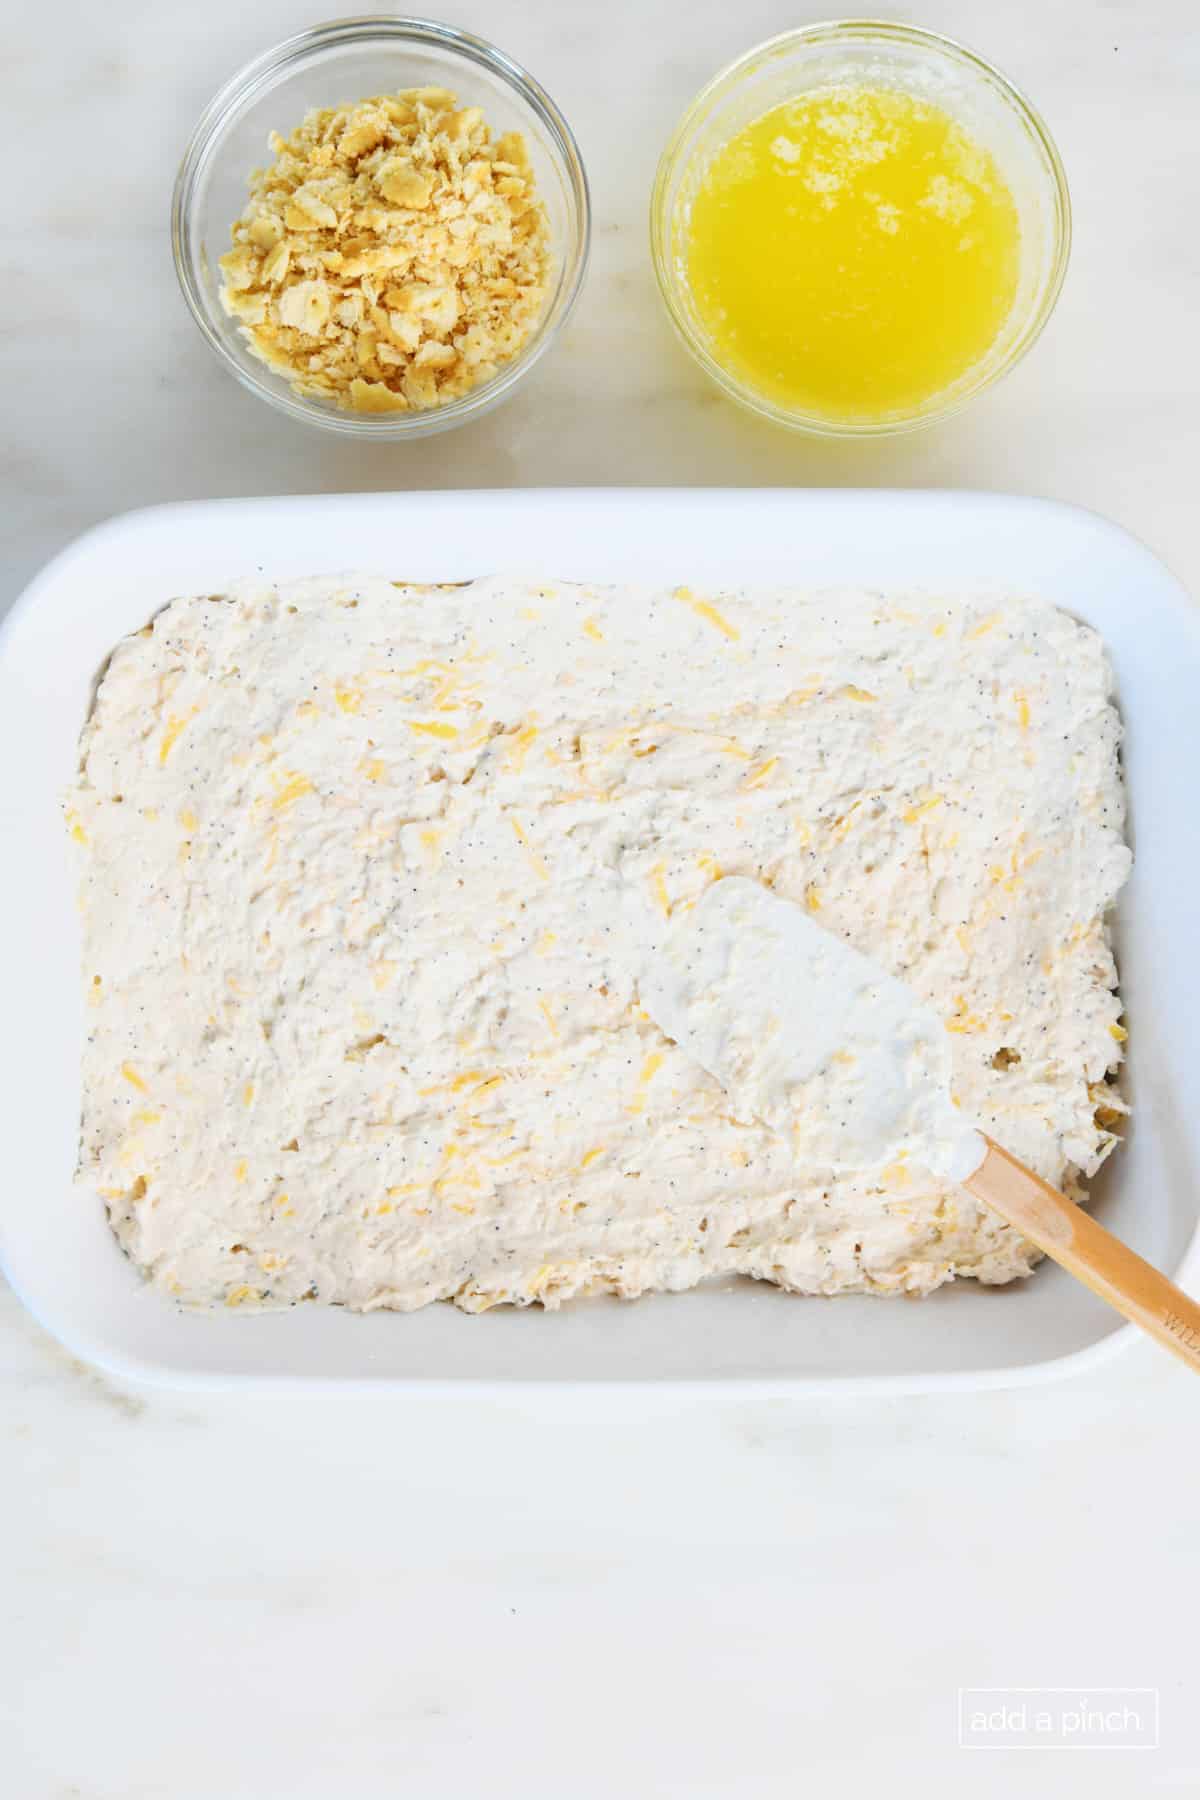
[638,878,1200,1373]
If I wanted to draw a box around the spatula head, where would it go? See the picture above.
[636,877,980,1177]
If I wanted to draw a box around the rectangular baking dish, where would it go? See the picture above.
[2,489,1196,1391]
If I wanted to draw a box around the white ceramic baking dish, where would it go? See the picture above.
[2,490,1196,1392]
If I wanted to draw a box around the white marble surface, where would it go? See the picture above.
[3,1,1199,1793]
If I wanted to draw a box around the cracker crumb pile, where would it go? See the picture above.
[218,87,551,413]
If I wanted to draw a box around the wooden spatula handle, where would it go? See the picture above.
[963,1137,1200,1374]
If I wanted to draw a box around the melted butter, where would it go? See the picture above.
[684,85,1021,421]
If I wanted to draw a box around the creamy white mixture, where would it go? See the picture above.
[70,575,1130,1311]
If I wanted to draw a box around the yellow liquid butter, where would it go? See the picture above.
[684,85,1021,422]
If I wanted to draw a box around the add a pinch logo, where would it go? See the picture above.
[958,1689,1159,1750]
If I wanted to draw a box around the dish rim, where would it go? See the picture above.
[2,487,1196,1394]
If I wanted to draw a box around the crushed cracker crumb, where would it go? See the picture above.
[219,87,551,413]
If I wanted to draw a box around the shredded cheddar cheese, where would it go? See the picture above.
[673,586,739,641]
[72,574,1129,1315]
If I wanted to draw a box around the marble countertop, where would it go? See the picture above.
[3,1,1197,1793]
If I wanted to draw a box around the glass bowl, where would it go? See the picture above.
[173,17,590,438]
[650,21,1071,437]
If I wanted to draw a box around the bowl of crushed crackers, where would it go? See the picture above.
[172,17,590,436]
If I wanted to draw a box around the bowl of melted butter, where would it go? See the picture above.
[651,22,1070,435]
